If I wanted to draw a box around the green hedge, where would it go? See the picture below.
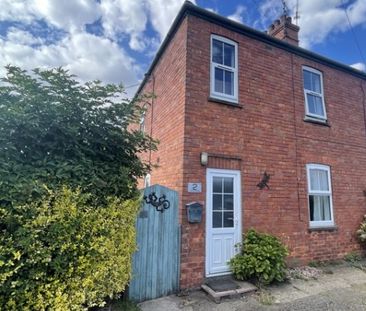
[229,229,288,285]
[0,187,139,310]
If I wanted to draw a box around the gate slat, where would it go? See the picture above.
[129,185,180,302]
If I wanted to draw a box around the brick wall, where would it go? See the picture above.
[138,18,188,199]
[139,14,366,289]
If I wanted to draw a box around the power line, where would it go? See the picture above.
[124,82,140,89]
[342,1,366,66]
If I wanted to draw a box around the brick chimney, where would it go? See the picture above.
[267,15,300,46]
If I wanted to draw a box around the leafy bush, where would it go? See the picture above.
[344,251,362,263]
[0,187,139,310]
[229,229,288,285]
[357,215,366,243]
[0,66,156,206]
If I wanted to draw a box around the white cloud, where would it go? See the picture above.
[100,0,147,51]
[351,62,366,72]
[0,0,36,22]
[0,0,101,32]
[205,7,218,14]
[6,27,44,45]
[99,0,196,50]
[259,0,366,49]
[0,31,141,96]
[228,5,246,24]
[33,0,101,32]
[0,0,199,97]
[147,0,195,41]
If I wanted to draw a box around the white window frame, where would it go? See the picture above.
[306,164,334,228]
[139,111,145,133]
[303,66,327,120]
[144,173,151,188]
[210,35,238,103]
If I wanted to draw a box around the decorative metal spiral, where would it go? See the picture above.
[143,192,170,213]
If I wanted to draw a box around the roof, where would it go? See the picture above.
[136,1,366,95]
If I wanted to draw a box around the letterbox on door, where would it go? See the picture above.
[186,202,203,223]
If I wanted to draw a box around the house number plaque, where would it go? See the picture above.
[188,182,202,193]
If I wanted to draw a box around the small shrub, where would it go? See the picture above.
[357,215,366,243]
[308,260,321,267]
[229,229,288,285]
[0,187,139,310]
[344,251,362,263]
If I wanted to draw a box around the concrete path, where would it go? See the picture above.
[139,263,366,311]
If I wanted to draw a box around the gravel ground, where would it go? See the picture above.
[139,262,366,311]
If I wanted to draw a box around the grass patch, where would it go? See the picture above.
[308,259,343,268]
[95,300,140,311]
[257,291,274,305]
[344,251,362,264]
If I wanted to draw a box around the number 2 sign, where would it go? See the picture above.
[188,182,202,193]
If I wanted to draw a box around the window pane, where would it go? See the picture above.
[213,177,222,193]
[309,195,331,221]
[223,194,233,211]
[311,72,321,93]
[304,70,321,93]
[223,43,235,67]
[214,67,224,93]
[223,212,234,227]
[224,70,234,95]
[310,169,329,191]
[213,211,222,228]
[212,39,223,64]
[223,177,233,193]
[304,70,312,90]
[213,194,222,210]
[307,94,324,117]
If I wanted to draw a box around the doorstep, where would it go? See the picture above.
[201,276,257,303]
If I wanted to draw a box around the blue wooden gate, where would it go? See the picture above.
[128,185,180,302]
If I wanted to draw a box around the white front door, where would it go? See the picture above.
[206,169,241,276]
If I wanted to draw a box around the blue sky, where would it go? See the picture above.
[0,0,365,96]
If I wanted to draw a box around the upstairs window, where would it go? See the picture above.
[306,164,334,228]
[210,35,238,103]
[303,67,326,120]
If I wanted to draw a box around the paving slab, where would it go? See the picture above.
[139,263,366,311]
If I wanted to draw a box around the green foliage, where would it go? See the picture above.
[0,187,139,310]
[100,300,141,311]
[229,229,288,285]
[0,65,156,206]
[357,215,366,243]
[344,251,362,263]
[257,291,274,305]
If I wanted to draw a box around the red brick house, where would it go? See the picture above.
[136,1,366,289]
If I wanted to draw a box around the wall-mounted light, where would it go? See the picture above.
[200,152,208,166]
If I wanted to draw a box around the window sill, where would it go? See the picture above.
[308,225,338,232]
[208,97,243,108]
[304,116,330,127]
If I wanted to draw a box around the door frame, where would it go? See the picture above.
[205,168,242,277]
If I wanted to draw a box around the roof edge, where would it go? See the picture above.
[135,1,366,96]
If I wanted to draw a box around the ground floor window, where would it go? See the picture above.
[306,164,334,227]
